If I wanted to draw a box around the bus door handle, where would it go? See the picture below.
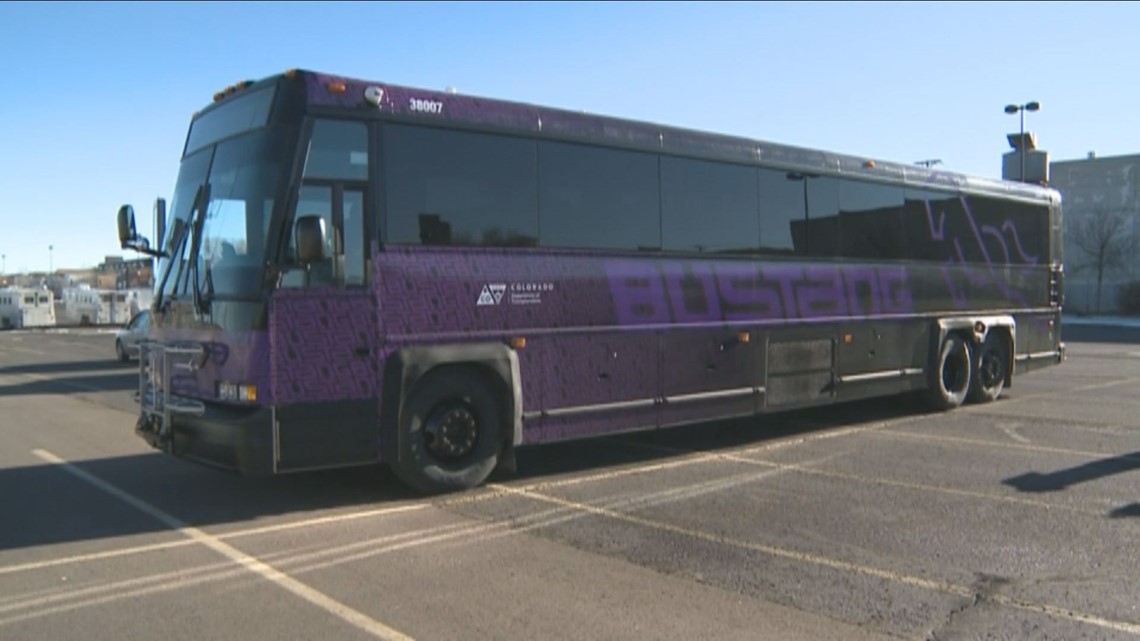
[354,347,370,357]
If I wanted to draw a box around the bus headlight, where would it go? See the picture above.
[218,382,257,403]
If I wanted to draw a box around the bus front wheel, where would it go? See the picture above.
[924,334,972,411]
[391,367,502,494]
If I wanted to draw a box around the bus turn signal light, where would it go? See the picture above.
[327,81,347,94]
[509,337,527,349]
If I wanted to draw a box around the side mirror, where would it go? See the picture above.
[117,205,138,246]
[295,216,326,264]
[154,198,167,250]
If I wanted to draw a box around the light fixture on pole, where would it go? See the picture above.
[49,245,53,274]
[1004,101,1040,181]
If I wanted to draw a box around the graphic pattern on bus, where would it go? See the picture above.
[270,289,379,402]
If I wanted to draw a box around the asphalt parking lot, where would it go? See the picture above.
[0,326,1138,640]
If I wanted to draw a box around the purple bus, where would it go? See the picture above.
[115,69,1064,493]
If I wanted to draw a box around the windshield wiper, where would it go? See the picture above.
[154,192,197,312]
[188,183,213,317]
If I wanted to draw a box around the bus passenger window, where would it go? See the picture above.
[661,157,759,254]
[838,179,905,260]
[384,124,538,247]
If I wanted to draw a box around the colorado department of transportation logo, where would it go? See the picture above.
[477,283,507,306]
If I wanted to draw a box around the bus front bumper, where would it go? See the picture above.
[136,403,275,475]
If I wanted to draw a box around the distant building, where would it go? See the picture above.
[1049,152,1140,313]
[95,256,154,291]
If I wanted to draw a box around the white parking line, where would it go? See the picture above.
[995,422,1032,444]
[0,503,431,577]
[491,483,1140,636]
[719,454,1107,517]
[8,372,1134,615]
[31,449,415,641]
[873,430,1140,462]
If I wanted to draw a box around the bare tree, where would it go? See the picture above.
[1068,207,1137,312]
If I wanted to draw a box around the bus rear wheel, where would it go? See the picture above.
[968,334,1008,404]
[924,334,972,411]
[391,367,501,494]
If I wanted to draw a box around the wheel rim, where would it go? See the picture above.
[978,348,1004,390]
[943,344,969,393]
[423,402,479,460]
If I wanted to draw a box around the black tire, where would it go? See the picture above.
[390,367,502,494]
[116,339,129,362]
[924,334,972,411]
[968,334,1008,404]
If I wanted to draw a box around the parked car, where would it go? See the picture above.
[115,310,150,362]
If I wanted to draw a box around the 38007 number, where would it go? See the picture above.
[409,98,443,114]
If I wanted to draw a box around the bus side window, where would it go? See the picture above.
[281,119,369,289]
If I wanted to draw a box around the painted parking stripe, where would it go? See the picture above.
[10,372,1134,580]
[874,429,1140,463]
[32,449,415,641]
[491,483,1140,636]
[0,503,431,577]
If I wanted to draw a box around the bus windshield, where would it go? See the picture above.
[158,128,287,302]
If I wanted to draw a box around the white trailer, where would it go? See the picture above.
[58,286,104,325]
[103,288,152,324]
[0,287,56,329]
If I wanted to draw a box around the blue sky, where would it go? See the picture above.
[1,1,1137,274]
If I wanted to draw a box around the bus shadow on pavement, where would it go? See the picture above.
[507,393,932,483]
[0,359,136,376]
[0,453,417,552]
[0,359,138,397]
[0,394,935,552]
[0,372,138,397]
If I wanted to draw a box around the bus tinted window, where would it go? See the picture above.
[838,179,905,260]
[904,189,967,263]
[964,195,1048,265]
[538,142,660,251]
[185,87,274,155]
[304,120,368,181]
[758,169,839,257]
[661,157,759,254]
[757,167,803,255]
[384,125,538,247]
[800,175,839,258]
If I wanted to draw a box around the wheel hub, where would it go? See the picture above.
[423,405,478,460]
[979,351,1003,388]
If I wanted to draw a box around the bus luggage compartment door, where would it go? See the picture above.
[764,337,836,409]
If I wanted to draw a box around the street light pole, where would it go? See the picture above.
[1004,101,1040,182]
[48,245,53,274]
